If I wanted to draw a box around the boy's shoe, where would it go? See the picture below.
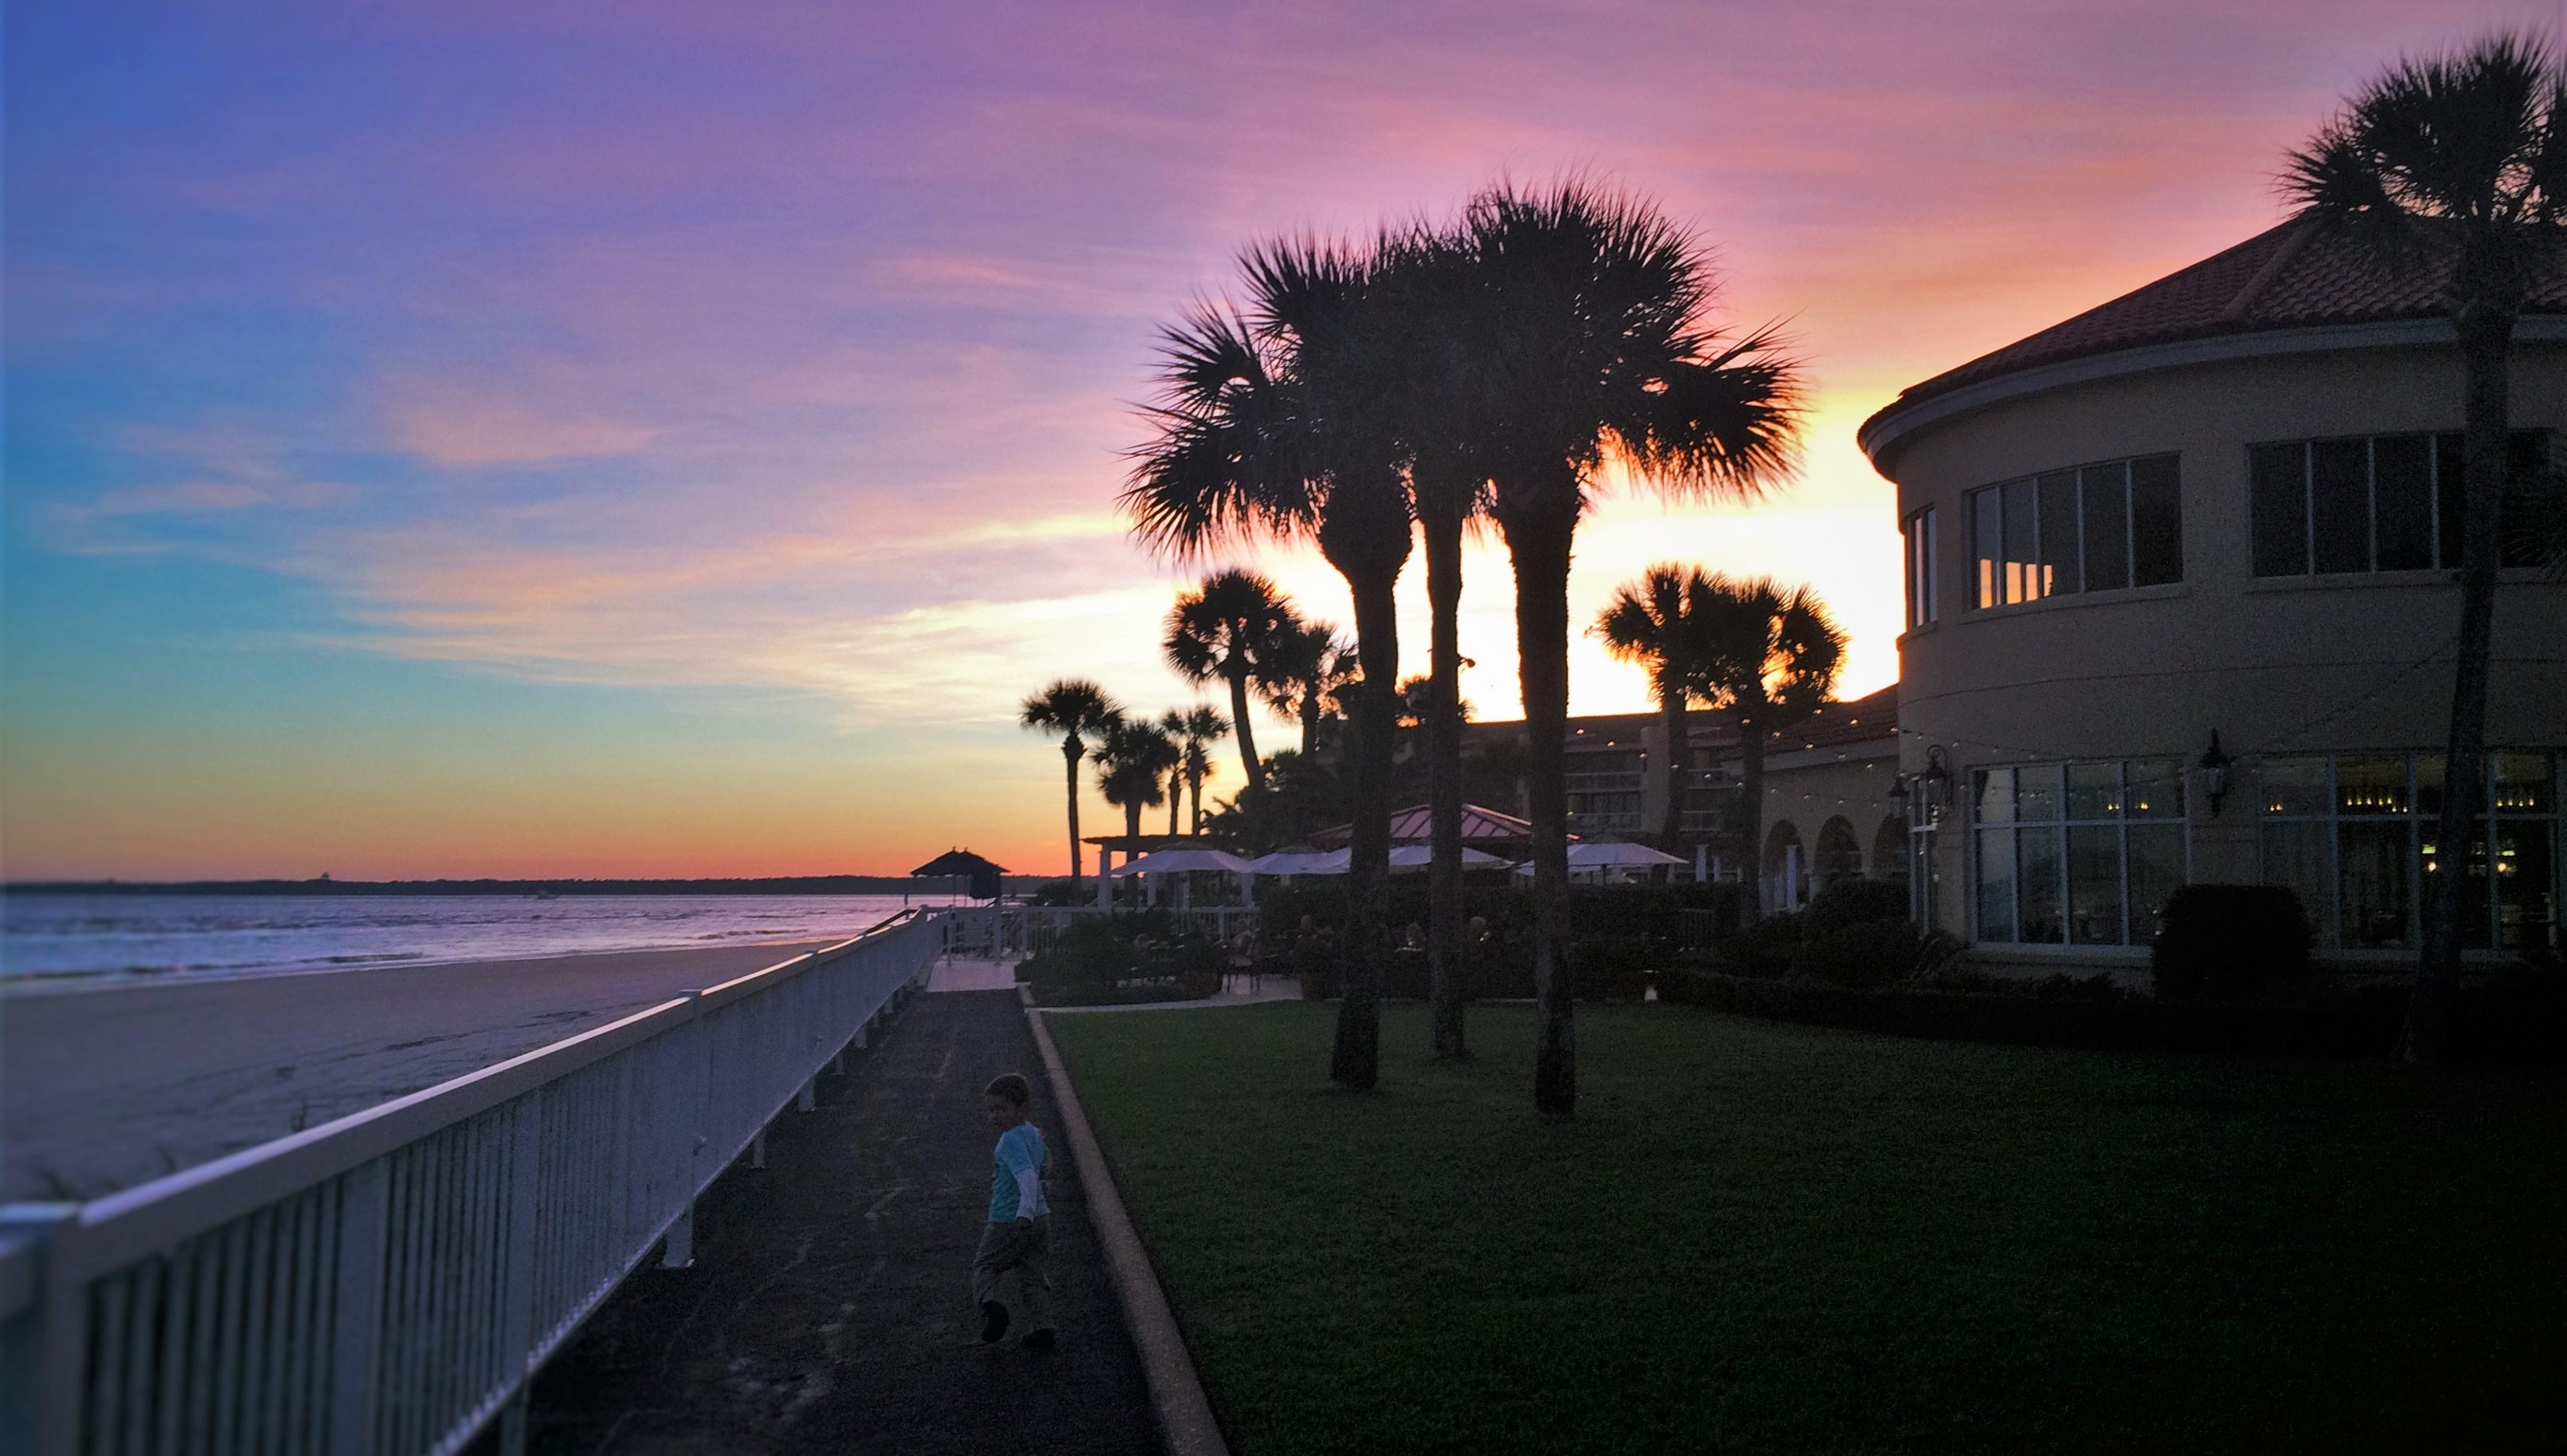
[979,1301,1010,1343]
[1021,1328,1057,1352]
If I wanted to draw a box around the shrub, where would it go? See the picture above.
[2152,884,2313,1001]
[1795,917,1963,990]
[1803,877,1911,927]
[1569,935,1664,1001]
[1720,911,1803,979]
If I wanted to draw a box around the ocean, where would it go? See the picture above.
[0,892,970,989]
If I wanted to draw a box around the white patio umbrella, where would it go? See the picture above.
[1109,848,1257,876]
[1513,841,1690,876]
[1245,851,1329,876]
[1386,844,1506,872]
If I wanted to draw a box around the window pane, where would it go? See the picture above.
[1976,828,2016,942]
[2015,764,2062,823]
[2124,760,2186,819]
[2339,819,2412,948]
[1904,513,1923,628]
[2260,757,2331,817]
[2065,762,2120,820]
[2435,434,2465,569]
[1975,767,2014,824]
[2018,826,2064,942]
[2126,824,2187,942]
[2494,752,2555,813]
[2502,431,2553,569]
[2037,469,2081,597]
[1973,486,2002,609]
[2415,754,2448,819]
[2081,462,2131,592]
[2336,754,2408,816]
[1922,507,1938,620]
[2250,443,2308,576]
[2130,454,2183,585]
[2066,824,2125,944]
[2261,820,2334,948]
[2495,820,2558,951]
[2420,820,2494,950]
[2311,438,2371,573]
[2002,478,2037,603]
[2372,434,2433,570]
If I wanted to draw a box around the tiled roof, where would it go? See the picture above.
[1892,215,2567,407]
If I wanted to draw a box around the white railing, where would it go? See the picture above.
[0,911,949,1456]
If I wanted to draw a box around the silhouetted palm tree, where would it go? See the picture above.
[1260,619,1357,756]
[1095,717,1182,844]
[1019,680,1124,882]
[1594,564,1715,853]
[1125,237,1415,1090]
[1459,180,1803,1117]
[1165,570,1297,796]
[1684,576,1844,923]
[1168,705,1229,833]
[2286,34,2567,1064]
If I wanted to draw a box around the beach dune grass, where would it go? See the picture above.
[1044,1002,2565,1454]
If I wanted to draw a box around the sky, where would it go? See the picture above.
[5,0,2557,881]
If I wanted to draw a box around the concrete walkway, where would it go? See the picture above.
[517,989,1163,1456]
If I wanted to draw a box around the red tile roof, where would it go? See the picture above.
[1892,215,2567,407]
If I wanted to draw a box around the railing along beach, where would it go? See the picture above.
[0,910,950,1456]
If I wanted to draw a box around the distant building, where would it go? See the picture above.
[1860,217,2566,972]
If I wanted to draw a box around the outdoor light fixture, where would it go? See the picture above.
[1886,773,1912,822]
[1916,746,1954,822]
[2197,730,2233,817]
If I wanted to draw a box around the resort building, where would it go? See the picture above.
[1858,216,2567,972]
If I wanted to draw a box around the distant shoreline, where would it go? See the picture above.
[4,875,1053,897]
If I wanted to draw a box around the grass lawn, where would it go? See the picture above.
[1044,1002,2566,1455]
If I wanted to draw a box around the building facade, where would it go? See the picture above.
[1860,218,2567,972]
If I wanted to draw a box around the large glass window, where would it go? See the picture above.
[2257,751,2563,951]
[1971,760,2187,946]
[1969,454,2180,608]
[2250,431,2554,577]
[1903,506,1938,629]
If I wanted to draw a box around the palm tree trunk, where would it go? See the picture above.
[1301,691,1322,756]
[1331,561,1403,1090]
[1062,738,1085,882]
[1738,718,1767,923]
[2403,308,2514,1065]
[1506,515,1577,1119]
[1657,671,1688,853]
[1189,767,1203,835]
[1423,506,1470,1059]
[1169,773,1182,836]
[1227,667,1265,794]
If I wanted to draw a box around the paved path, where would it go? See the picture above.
[518,988,1163,1456]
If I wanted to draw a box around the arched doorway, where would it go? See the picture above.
[1763,820,1806,914]
[1872,817,1906,880]
[1815,817,1863,888]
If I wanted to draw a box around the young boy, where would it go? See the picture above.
[974,1073,1055,1350]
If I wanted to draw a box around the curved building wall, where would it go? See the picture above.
[1872,329,2567,967]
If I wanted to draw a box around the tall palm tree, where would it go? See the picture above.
[1259,619,1358,756]
[1593,564,1715,853]
[1094,716,1182,844]
[1167,704,1230,833]
[1019,680,1123,883]
[2286,34,2567,1064]
[1125,236,1415,1090]
[1459,179,1803,1117]
[1165,570,1297,796]
[1684,576,1845,923]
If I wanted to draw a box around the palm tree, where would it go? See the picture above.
[2285,35,2567,1064]
[1593,564,1715,853]
[1094,716,1182,844]
[1459,180,1803,1117]
[1019,680,1123,883]
[1259,619,1357,756]
[1125,236,1415,1090]
[1165,570,1297,795]
[1167,705,1230,833]
[1684,575,1845,923]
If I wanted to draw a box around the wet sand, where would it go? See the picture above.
[2,940,837,1202]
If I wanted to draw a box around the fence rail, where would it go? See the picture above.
[0,911,950,1456]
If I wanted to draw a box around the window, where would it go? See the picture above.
[1971,760,2187,946]
[2258,751,2562,951]
[1968,454,2180,609]
[1903,506,1938,628]
[2249,431,2554,577]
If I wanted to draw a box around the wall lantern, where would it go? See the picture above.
[1915,746,1954,822]
[1886,773,1912,822]
[2197,730,2233,817]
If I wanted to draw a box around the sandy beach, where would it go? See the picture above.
[2,939,839,1202]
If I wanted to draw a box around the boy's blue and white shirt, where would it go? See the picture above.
[988,1122,1049,1223]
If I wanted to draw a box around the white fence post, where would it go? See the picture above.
[329,1161,389,1455]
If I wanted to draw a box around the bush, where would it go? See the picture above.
[1569,935,1664,1001]
[1803,877,1911,927]
[2152,884,2313,1001]
[1719,911,1802,979]
[1796,917,1964,990]
[1017,916,1226,1005]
